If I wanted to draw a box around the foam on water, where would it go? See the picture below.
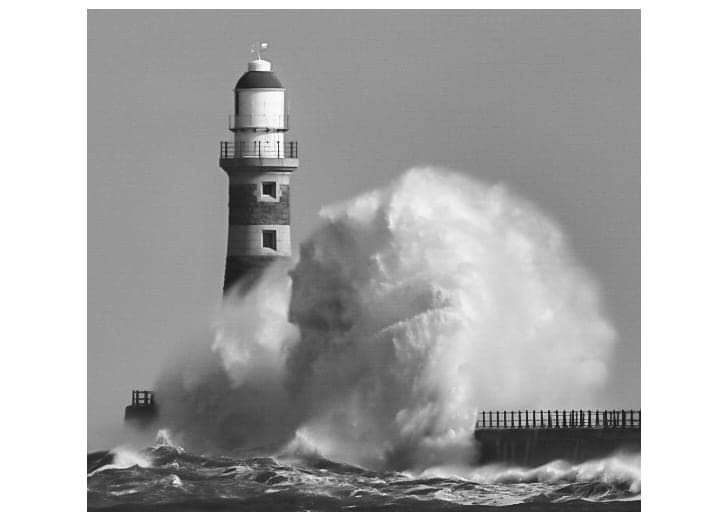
[88,447,152,476]
[418,452,640,493]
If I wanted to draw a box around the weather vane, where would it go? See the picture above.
[250,41,269,60]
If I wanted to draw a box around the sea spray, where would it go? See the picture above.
[154,262,301,452]
[155,167,616,469]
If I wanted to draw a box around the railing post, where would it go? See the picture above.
[630,409,634,428]
[520,410,523,428]
[489,411,492,428]
[588,410,592,428]
[555,410,559,428]
[496,410,500,428]
[511,411,515,428]
[504,410,508,428]
[547,410,552,428]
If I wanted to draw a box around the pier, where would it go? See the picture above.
[474,409,640,466]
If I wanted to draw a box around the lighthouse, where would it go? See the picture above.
[219,52,299,292]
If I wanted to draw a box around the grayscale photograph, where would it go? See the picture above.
[87,9,640,511]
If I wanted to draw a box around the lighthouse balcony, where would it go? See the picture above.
[219,141,299,171]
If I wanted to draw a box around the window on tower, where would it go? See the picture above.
[262,230,277,250]
[262,181,277,199]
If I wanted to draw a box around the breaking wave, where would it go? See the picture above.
[154,167,616,471]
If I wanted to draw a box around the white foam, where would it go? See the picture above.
[88,446,152,476]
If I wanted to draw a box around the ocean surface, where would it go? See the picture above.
[87,434,640,511]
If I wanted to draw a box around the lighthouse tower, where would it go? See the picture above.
[219,55,299,292]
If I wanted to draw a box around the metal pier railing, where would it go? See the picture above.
[475,409,641,430]
[129,390,155,408]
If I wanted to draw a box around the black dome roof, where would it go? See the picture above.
[235,71,283,89]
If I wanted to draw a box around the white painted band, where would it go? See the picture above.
[229,172,291,185]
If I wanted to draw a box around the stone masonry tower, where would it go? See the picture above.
[219,54,299,292]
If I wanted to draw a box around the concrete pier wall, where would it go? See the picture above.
[475,428,640,466]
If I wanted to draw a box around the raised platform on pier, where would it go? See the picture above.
[124,390,159,428]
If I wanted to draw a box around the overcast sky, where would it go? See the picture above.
[88,10,639,449]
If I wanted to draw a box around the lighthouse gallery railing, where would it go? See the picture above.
[220,141,298,159]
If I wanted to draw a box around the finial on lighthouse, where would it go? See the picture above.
[249,41,271,71]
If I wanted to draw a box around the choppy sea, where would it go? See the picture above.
[87,433,640,511]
